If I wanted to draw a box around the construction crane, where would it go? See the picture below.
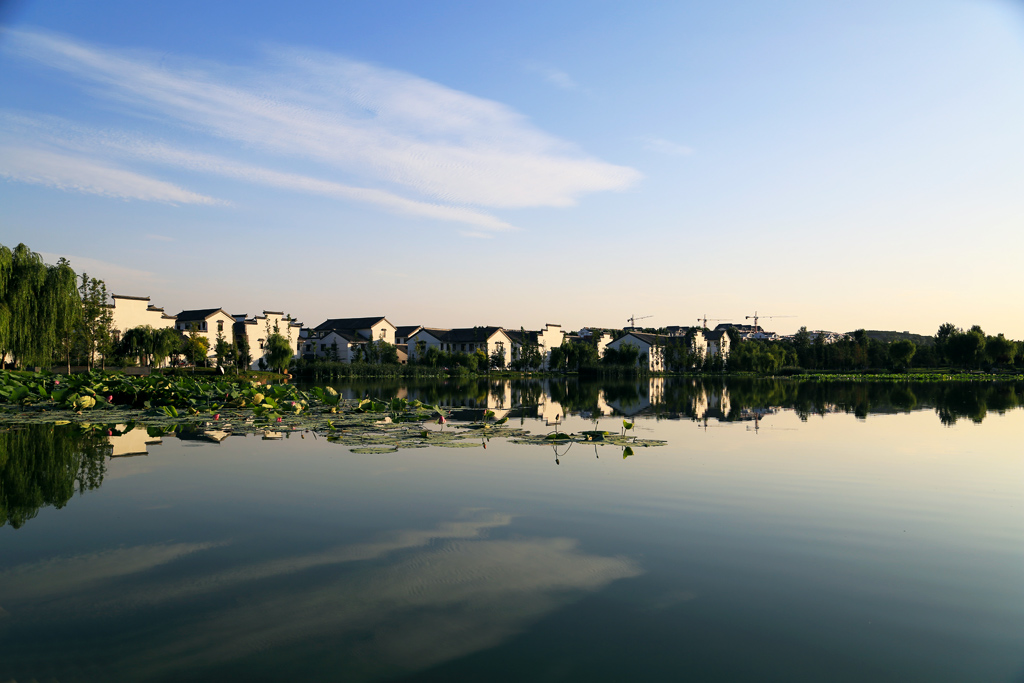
[696,315,727,329]
[626,314,652,330]
[745,311,795,334]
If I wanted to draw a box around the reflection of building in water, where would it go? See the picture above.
[595,391,613,416]
[536,389,564,425]
[692,385,731,421]
[604,387,651,416]
[109,425,162,457]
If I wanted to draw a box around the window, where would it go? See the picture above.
[201,322,207,331]
[217,321,224,333]
[461,344,466,351]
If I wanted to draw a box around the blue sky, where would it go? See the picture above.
[1,0,1022,336]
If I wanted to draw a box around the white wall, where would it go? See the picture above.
[111,297,175,336]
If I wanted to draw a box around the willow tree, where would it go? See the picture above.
[0,244,83,369]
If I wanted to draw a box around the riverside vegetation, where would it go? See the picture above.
[0,369,664,454]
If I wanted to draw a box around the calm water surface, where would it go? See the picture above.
[1,379,1022,682]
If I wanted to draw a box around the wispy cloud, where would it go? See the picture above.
[3,29,641,231]
[640,137,694,156]
[526,62,581,91]
[0,113,515,231]
[0,144,222,205]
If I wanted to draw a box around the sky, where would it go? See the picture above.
[1,0,1022,337]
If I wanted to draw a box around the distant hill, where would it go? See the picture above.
[849,330,935,346]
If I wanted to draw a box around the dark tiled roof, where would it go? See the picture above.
[618,332,688,346]
[715,323,754,332]
[314,317,387,331]
[503,329,539,345]
[395,325,422,338]
[408,328,449,340]
[112,294,150,301]
[442,327,505,343]
[704,329,729,341]
[176,308,225,322]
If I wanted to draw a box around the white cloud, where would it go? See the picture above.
[0,145,222,205]
[526,62,581,91]
[641,137,694,156]
[0,114,515,231]
[3,29,641,230]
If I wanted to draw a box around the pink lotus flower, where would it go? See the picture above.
[54,380,60,385]
[107,395,113,402]
[107,430,112,436]
[276,417,282,422]
[214,414,220,420]
[439,415,446,424]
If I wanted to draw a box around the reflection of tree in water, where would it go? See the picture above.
[1,424,110,529]
[647,378,1022,425]
[309,377,1021,426]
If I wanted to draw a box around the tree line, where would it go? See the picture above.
[728,325,1019,374]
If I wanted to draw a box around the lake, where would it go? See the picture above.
[1,378,1022,682]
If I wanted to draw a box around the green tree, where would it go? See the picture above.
[214,330,231,370]
[489,342,506,370]
[236,334,253,370]
[120,326,153,366]
[77,273,113,370]
[888,339,916,371]
[934,323,957,365]
[153,327,182,367]
[49,258,82,373]
[184,323,210,369]
[265,333,293,373]
[985,334,1017,366]
[0,244,82,369]
[946,328,985,368]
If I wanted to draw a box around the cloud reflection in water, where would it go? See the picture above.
[1,510,641,681]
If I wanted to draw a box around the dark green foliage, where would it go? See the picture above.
[0,244,83,369]
[602,343,640,368]
[265,333,293,373]
[888,339,916,371]
[76,273,113,369]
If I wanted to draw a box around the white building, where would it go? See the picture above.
[407,326,514,368]
[301,316,398,363]
[606,332,670,372]
[233,311,303,370]
[505,324,566,369]
[109,294,176,343]
[174,308,235,358]
[313,316,396,345]
[703,329,731,360]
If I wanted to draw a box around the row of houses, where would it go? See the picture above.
[107,294,733,371]
[108,295,301,370]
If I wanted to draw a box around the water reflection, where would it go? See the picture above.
[311,376,1023,426]
[0,424,109,529]
[0,509,640,681]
